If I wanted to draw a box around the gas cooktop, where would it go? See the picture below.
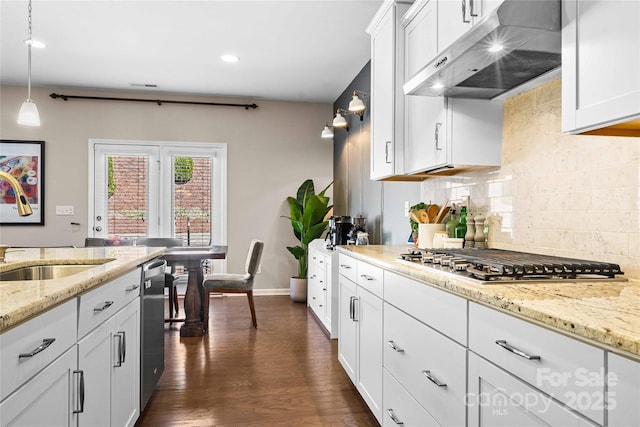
[398,248,626,284]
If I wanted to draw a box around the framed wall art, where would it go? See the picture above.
[0,140,45,225]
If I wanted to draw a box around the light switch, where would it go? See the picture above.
[56,205,74,215]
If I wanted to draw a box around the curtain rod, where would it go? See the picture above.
[49,93,258,110]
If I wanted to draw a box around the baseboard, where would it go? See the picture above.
[253,288,291,296]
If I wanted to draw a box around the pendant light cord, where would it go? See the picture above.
[26,0,33,101]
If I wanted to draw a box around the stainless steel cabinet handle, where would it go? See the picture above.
[422,370,447,387]
[349,296,355,320]
[93,300,114,312]
[470,0,478,17]
[385,141,392,164]
[359,274,374,281]
[340,264,352,269]
[387,340,405,353]
[73,370,85,414]
[125,284,140,292]
[18,338,56,358]
[352,297,359,322]
[120,331,126,364]
[435,122,442,151]
[18,337,56,358]
[495,340,541,360]
[386,409,404,425]
[462,0,470,22]
[114,333,123,367]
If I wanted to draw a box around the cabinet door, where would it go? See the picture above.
[608,353,640,427]
[322,257,333,335]
[438,0,473,52]
[0,346,76,427]
[356,286,383,423]
[405,98,447,174]
[562,0,640,134]
[338,277,358,384]
[468,352,597,426]
[370,5,396,179]
[77,316,115,426]
[111,300,140,427]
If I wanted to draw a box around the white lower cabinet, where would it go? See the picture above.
[384,303,466,426]
[469,302,604,425]
[308,240,338,338]
[338,271,383,423]
[0,267,142,427]
[468,352,596,426]
[607,352,640,426]
[383,369,439,427]
[77,298,140,427]
[0,346,77,427]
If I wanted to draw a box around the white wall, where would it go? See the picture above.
[421,79,640,277]
[0,86,333,291]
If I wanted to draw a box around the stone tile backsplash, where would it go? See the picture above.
[421,78,640,277]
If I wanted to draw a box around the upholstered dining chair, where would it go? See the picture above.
[135,237,184,320]
[202,239,264,329]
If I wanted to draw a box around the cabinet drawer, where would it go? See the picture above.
[0,298,77,401]
[384,303,466,426]
[468,351,597,427]
[383,369,439,427]
[356,260,383,298]
[469,302,605,425]
[338,253,357,283]
[78,268,141,338]
[384,270,467,345]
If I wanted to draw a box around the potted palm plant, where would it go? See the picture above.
[284,179,333,302]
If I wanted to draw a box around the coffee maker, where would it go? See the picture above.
[329,216,352,248]
[325,216,337,249]
[347,216,367,244]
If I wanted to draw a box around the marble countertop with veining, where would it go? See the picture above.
[0,246,165,333]
[338,245,640,358]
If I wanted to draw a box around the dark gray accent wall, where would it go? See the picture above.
[333,62,421,245]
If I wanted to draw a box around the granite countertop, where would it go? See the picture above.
[0,246,165,333]
[338,245,640,359]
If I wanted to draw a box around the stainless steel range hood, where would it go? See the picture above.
[403,0,561,100]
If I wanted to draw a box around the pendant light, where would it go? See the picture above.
[18,0,42,127]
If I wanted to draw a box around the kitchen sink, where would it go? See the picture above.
[0,264,103,281]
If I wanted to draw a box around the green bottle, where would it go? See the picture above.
[445,205,458,238]
[455,206,468,239]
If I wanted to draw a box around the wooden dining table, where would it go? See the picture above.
[161,245,227,337]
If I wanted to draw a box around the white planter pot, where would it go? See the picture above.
[290,277,307,303]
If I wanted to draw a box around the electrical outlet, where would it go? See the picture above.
[404,201,410,217]
[56,205,74,215]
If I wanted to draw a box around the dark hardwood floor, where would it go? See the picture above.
[136,295,378,426]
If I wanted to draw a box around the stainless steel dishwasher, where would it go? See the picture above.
[140,258,167,410]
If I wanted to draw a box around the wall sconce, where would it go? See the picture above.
[321,124,334,139]
[348,90,367,114]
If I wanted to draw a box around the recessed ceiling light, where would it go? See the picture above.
[488,43,504,53]
[221,54,239,63]
[431,82,444,89]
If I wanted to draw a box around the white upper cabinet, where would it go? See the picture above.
[437,0,505,54]
[562,0,640,136]
[367,1,413,180]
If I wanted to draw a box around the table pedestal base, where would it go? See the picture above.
[179,264,206,337]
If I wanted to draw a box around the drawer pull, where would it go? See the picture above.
[94,300,114,312]
[73,370,85,414]
[360,274,374,281]
[125,284,140,292]
[387,340,405,353]
[340,264,352,269]
[422,370,447,387]
[495,340,541,360]
[386,409,404,425]
[18,338,56,358]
